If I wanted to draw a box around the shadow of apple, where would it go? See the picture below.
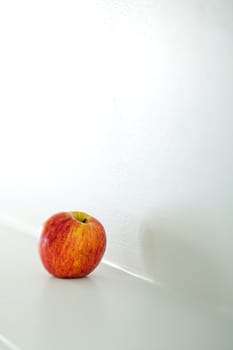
[140,207,224,305]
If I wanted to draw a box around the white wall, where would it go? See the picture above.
[0,1,233,305]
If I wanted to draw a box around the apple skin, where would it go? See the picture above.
[39,211,106,278]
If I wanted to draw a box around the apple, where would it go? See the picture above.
[39,211,106,278]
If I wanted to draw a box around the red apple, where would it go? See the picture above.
[39,211,106,278]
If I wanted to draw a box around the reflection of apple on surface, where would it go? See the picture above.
[39,211,107,278]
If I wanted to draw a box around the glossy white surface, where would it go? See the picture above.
[0,225,232,350]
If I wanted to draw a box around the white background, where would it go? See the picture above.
[0,0,233,305]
